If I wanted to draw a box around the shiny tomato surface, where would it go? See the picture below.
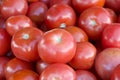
[38,28,76,63]
[11,27,43,62]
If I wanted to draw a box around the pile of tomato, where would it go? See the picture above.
[1,0,120,80]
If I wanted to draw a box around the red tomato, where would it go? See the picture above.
[4,58,33,79]
[95,48,120,80]
[11,27,43,62]
[102,23,120,48]
[27,2,48,26]
[69,42,96,70]
[0,28,11,56]
[36,59,50,74]
[49,0,72,7]
[0,57,9,80]
[39,63,76,80]
[72,0,105,13]
[9,69,39,80]
[111,65,120,80]
[117,14,120,23]
[105,0,120,13]
[38,29,76,63]
[45,4,76,29]
[76,70,97,80]
[78,6,112,40]
[65,26,88,43]
[6,15,34,36]
[1,0,28,19]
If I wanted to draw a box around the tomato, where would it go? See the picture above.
[110,65,120,80]
[78,6,112,40]
[105,0,120,14]
[117,14,120,23]
[76,70,97,80]
[11,27,43,62]
[6,15,34,36]
[0,28,11,56]
[45,4,76,29]
[38,28,76,63]
[8,69,39,80]
[69,42,96,70]
[65,26,88,43]
[0,57,9,80]
[95,48,120,80]
[4,58,33,79]
[102,23,120,48]
[39,63,76,80]
[27,2,48,26]
[49,0,72,7]
[1,0,28,19]
[72,0,105,13]
[36,59,50,74]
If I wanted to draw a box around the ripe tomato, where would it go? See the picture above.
[36,59,50,74]
[65,26,88,43]
[39,63,76,80]
[69,42,96,70]
[0,28,11,56]
[0,15,6,28]
[95,48,120,80]
[6,15,34,36]
[76,70,97,80]
[45,4,76,29]
[1,0,28,18]
[102,23,120,48]
[78,6,112,40]
[0,57,9,80]
[105,0,120,13]
[111,65,120,80]
[39,0,50,7]
[72,0,105,13]
[49,0,72,7]
[38,28,76,63]
[11,27,43,62]
[27,2,48,26]
[4,58,33,79]
[8,69,39,80]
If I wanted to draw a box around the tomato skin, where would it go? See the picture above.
[39,63,76,80]
[39,0,50,7]
[1,0,28,19]
[105,0,120,13]
[111,65,120,80]
[38,29,76,63]
[49,0,72,7]
[0,28,11,56]
[102,23,120,48]
[27,0,39,3]
[76,70,97,80]
[6,15,34,36]
[45,4,76,29]
[72,0,105,13]
[78,6,112,40]
[11,27,43,62]
[65,26,88,43]
[4,58,33,79]
[27,2,48,26]
[8,69,39,80]
[36,59,50,74]
[69,42,96,70]
[0,57,10,80]
[95,48,120,80]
